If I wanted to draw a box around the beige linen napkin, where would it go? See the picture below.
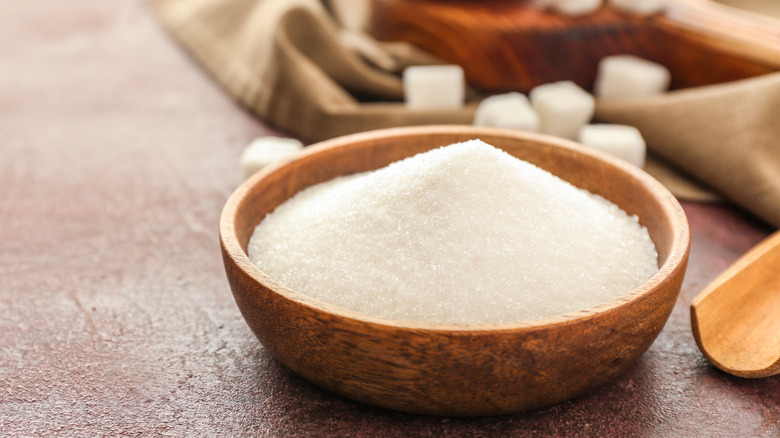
[596,73,780,228]
[149,0,780,227]
[149,0,475,142]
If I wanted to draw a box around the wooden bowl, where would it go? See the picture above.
[220,126,690,416]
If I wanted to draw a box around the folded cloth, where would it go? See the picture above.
[149,0,780,228]
[596,73,780,228]
[149,0,475,142]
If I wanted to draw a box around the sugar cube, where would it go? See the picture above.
[594,55,671,99]
[473,92,540,132]
[578,124,646,167]
[550,0,602,15]
[609,0,667,15]
[529,81,595,140]
[240,136,303,180]
[403,65,465,110]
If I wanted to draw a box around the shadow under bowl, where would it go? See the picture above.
[220,125,690,416]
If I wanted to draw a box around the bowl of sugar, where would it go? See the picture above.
[220,125,689,416]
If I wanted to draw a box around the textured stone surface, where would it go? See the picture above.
[0,0,778,436]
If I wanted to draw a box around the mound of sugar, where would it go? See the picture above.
[248,140,658,324]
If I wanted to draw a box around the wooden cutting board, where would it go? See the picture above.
[367,0,780,92]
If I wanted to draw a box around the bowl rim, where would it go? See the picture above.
[220,125,690,332]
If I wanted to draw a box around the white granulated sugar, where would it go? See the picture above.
[248,140,658,324]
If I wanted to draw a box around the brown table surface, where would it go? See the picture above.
[1,1,778,436]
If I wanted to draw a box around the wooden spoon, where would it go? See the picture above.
[691,231,780,378]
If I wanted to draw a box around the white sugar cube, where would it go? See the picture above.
[550,0,602,15]
[529,81,595,140]
[473,93,540,132]
[578,124,646,167]
[240,136,303,179]
[403,65,465,110]
[594,55,671,99]
[609,0,667,15]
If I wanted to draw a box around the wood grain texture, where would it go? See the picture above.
[691,230,780,378]
[368,0,780,92]
[220,126,691,415]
